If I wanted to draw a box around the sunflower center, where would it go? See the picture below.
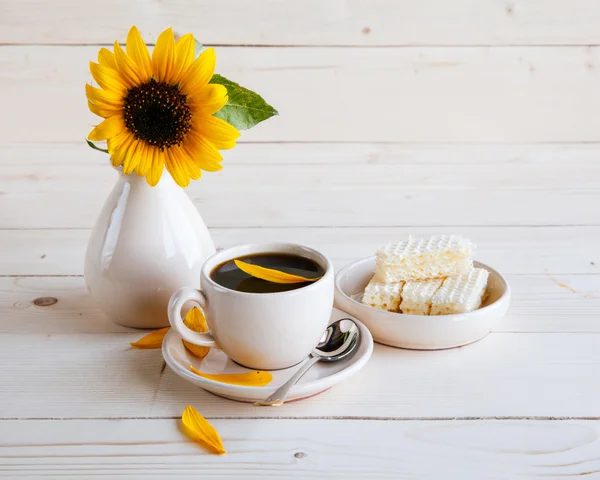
[123,79,192,150]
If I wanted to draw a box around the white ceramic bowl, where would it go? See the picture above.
[334,257,511,350]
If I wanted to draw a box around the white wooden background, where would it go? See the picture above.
[1,1,599,478]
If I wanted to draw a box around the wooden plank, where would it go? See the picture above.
[2,332,600,419]
[3,0,600,46]
[2,418,600,479]
[3,157,597,194]
[2,46,600,143]
[5,141,600,166]
[1,226,598,276]
[0,162,597,228]
[2,274,598,334]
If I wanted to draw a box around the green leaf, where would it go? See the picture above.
[85,138,109,153]
[209,74,278,130]
[194,39,204,59]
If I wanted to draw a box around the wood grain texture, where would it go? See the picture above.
[2,0,599,464]
[1,156,597,228]
[2,419,600,479]
[1,226,598,276]
[1,273,599,334]
[6,141,600,166]
[2,46,600,143]
[3,0,600,46]
[1,332,600,419]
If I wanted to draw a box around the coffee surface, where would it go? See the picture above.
[211,253,324,293]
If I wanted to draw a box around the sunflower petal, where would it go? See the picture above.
[190,138,224,171]
[181,405,226,455]
[88,99,120,118]
[182,143,222,173]
[88,115,124,141]
[188,84,228,116]
[179,47,216,95]
[86,84,123,108]
[135,142,155,177]
[148,150,165,186]
[182,132,223,172]
[114,41,146,87]
[196,115,240,150]
[189,366,272,386]
[126,26,153,80]
[98,48,118,70]
[90,61,128,94]
[174,145,202,180]
[152,27,175,83]
[108,132,136,168]
[123,140,145,175]
[168,33,195,85]
[182,307,209,359]
[130,327,170,349]
[165,147,191,187]
[235,259,321,284]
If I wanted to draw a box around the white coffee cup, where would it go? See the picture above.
[168,242,334,370]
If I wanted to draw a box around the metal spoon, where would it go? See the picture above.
[254,318,360,406]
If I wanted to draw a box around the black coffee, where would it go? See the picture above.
[211,253,324,294]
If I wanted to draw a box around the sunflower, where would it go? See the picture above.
[86,26,240,187]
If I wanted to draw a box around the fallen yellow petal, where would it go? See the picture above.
[234,259,321,284]
[130,327,170,349]
[182,307,210,359]
[189,365,273,386]
[181,405,226,455]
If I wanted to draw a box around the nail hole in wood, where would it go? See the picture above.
[34,297,58,307]
[294,452,306,458]
[362,26,371,35]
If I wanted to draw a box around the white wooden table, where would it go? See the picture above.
[1,1,600,478]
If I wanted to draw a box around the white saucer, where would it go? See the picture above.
[162,308,373,403]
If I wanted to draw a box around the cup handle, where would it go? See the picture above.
[168,287,218,348]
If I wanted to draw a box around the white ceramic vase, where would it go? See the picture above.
[84,170,216,328]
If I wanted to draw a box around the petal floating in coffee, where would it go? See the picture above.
[181,405,227,455]
[189,365,273,386]
[234,259,321,284]
[182,307,210,359]
[130,327,170,349]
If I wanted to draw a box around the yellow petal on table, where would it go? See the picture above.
[234,259,322,284]
[189,365,273,387]
[182,307,210,359]
[130,327,170,349]
[181,405,226,455]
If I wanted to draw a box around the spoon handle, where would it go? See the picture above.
[254,354,321,406]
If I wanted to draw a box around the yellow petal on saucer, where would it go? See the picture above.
[181,405,226,455]
[189,365,273,387]
[182,307,210,359]
[234,259,322,284]
[130,327,170,349]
